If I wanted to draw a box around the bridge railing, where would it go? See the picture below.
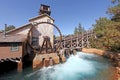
[54,31,94,49]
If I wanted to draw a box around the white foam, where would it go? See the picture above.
[26,52,110,80]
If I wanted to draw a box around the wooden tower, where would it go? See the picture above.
[39,4,51,15]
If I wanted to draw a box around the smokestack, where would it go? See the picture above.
[4,24,7,37]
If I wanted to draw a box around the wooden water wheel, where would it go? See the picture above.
[27,22,62,54]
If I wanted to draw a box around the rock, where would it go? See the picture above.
[118,61,120,67]
[82,48,105,55]
[113,53,119,61]
[103,52,114,59]
[103,52,109,58]
[116,67,120,74]
[109,53,114,59]
[118,53,120,58]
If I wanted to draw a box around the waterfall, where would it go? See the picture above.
[25,52,113,80]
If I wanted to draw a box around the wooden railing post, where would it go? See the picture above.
[77,33,79,47]
[64,39,66,48]
[71,36,72,48]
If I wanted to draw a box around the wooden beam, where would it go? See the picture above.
[17,59,22,72]
[64,39,66,48]
[9,58,19,62]
[70,36,72,48]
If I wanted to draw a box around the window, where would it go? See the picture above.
[11,43,19,52]
[32,37,38,46]
[47,19,51,23]
[43,6,48,11]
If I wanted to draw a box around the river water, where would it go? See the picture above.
[0,52,114,80]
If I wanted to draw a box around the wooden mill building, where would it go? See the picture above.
[0,4,59,71]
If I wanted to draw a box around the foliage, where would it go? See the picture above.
[74,27,78,35]
[108,4,120,15]
[5,25,15,32]
[107,0,120,21]
[90,17,120,52]
[74,23,85,35]
[108,4,120,21]
[90,0,120,52]
[111,0,120,4]
[0,30,4,33]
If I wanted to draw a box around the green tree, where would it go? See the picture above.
[108,4,120,21]
[74,27,78,34]
[111,0,120,3]
[90,0,120,52]
[91,17,120,52]
[78,24,85,34]
[74,23,85,35]
[107,0,120,21]
[0,30,3,32]
[5,25,15,32]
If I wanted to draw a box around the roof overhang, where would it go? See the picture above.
[29,13,54,22]
[0,34,27,43]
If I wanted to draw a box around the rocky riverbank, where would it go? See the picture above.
[82,48,120,80]
[103,52,120,80]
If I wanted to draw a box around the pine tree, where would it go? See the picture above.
[74,23,85,35]
[5,25,15,32]
[74,27,78,34]
[90,1,120,52]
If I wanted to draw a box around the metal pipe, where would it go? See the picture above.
[4,24,7,37]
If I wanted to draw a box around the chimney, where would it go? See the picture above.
[4,24,7,37]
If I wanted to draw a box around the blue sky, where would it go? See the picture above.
[0,0,112,35]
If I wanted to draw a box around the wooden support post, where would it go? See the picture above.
[45,40,48,53]
[77,33,79,47]
[17,59,23,72]
[71,36,72,48]
[81,32,83,48]
[86,32,89,48]
[64,39,66,48]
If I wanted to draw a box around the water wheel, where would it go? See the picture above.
[26,22,64,69]
[27,22,62,54]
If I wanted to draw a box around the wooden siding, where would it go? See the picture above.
[0,43,23,60]
[8,24,31,35]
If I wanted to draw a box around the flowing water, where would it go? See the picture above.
[0,52,114,80]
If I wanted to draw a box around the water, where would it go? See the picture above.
[0,52,114,80]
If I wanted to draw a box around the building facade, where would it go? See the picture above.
[0,4,55,70]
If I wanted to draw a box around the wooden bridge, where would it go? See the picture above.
[54,30,94,50]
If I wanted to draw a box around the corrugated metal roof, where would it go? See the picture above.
[6,23,31,34]
[0,34,27,42]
